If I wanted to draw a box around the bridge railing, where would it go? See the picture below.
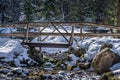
[0,22,120,48]
[0,22,120,37]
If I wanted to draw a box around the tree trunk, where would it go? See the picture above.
[63,1,69,21]
[1,13,4,23]
[59,0,65,21]
[117,0,120,33]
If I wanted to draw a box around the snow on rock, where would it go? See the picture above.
[44,62,55,68]
[0,68,11,74]
[79,37,100,49]
[0,38,11,45]
[97,27,110,31]
[65,54,80,68]
[12,67,29,77]
[69,54,80,61]
[110,63,120,71]
[80,37,120,60]
[0,40,36,66]
[112,69,120,75]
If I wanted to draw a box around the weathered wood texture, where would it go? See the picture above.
[0,33,120,37]
[0,22,120,29]
[0,22,120,48]
[0,22,120,38]
[21,42,70,48]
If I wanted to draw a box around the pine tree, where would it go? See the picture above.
[39,0,60,21]
[0,0,22,22]
[116,0,120,33]
[94,0,108,23]
[117,0,120,25]
[24,0,33,21]
[0,3,5,23]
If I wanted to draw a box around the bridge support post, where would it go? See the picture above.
[69,26,74,49]
[38,27,42,52]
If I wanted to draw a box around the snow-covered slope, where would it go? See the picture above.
[0,39,36,66]
[79,37,120,60]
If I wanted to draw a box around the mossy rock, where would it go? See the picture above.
[100,43,113,51]
[55,61,62,67]
[28,46,40,54]
[109,77,120,80]
[92,48,116,74]
[66,56,72,61]
[68,47,86,57]
[69,47,76,54]
[67,65,77,71]
[39,71,44,80]
[74,48,86,57]
[28,47,44,66]
[101,72,113,80]
[78,62,91,70]
[49,58,56,63]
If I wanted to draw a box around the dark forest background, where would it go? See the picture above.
[0,0,120,26]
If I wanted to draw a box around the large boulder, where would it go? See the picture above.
[92,48,120,74]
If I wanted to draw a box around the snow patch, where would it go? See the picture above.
[0,40,36,66]
[110,63,120,71]
[66,54,79,66]
[80,37,120,60]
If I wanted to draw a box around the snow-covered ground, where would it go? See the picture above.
[0,38,36,66]
[80,37,120,60]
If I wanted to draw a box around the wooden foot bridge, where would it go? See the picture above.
[0,22,120,49]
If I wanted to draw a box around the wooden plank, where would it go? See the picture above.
[40,33,120,37]
[69,26,74,45]
[0,22,120,29]
[83,33,120,37]
[1,32,120,37]
[21,42,70,48]
[0,23,27,28]
[61,26,69,33]
[24,22,120,29]
[26,24,29,42]
[0,33,25,37]
[40,27,47,32]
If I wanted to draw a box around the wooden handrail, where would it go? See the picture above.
[0,22,120,29]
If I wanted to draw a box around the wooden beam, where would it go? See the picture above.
[21,42,70,48]
[42,29,56,41]
[1,32,120,37]
[83,33,120,37]
[51,23,69,42]
[69,26,74,45]
[60,26,69,33]
[0,22,120,30]
[0,24,27,28]
[39,26,47,33]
